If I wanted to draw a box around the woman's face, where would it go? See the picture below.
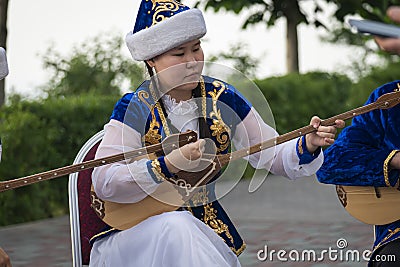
[148,39,204,96]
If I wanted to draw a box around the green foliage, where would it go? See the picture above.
[329,0,400,22]
[208,42,260,78]
[198,0,400,75]
[196,0,317,29]
[237,72,351,179]
[195,0,334,73]
[0,65,394,221]
[323,1,400,58]
[0,34,145,225]
[0,94,118,225]
[42,34,144,98]
[347,60,400,107]
[238,66,398,180]
[255,72,352,134]
[0,22,397,223]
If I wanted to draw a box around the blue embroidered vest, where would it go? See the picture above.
[104,75,251,255]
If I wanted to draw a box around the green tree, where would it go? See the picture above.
[0,94,117,225]
[0,34,146,225]
[348,61,400,108]
[327,0,400,40]
[42,34,144,98]
[234,71,353,179]
[208,42,260,78]
[255,71,352,133]
[195,0,329,73]
[323,1,400,59]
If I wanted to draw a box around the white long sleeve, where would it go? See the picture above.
[92,95,201,204]
[92,119,159,203]
[92,103,323,204]
[232,107,323,179]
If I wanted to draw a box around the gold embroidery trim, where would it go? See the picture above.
[373,227,400,251]
[384,150,399,187]
[151,1,184,26]
[90,228,117,243]
[186,188,240,254]
[151,158,167,182]
[185,205,193,214]
[231,242,247,256]
[298,137,304,155]
[149,83,171,137]
[147,76,206,138]
[156,102,171,136]
[189,188,235,245]
[204,203,235,245]
[209,81,231,153]
[200,76,207,120]
[189,187,208,206]
[138,91,162,145]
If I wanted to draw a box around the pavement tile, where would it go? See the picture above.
[0,176,376,266]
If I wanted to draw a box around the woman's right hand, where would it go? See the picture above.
[164,139,205,173]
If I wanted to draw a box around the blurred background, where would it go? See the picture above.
[0,1,398,265]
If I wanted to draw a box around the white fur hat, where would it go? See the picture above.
[126,0,207,61]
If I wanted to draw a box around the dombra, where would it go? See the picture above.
[0,131,198,192]
[91,90,400,230]
[0,90,400,229]
[336,185,400,225]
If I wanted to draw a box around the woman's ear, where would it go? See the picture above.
[146,59,155,68]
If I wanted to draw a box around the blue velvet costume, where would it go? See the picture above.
[91,75,319,255]
[91,0,322,262]
[90,76,251,254]
[317,80,400,260]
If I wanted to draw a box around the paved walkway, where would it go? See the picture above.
[0,175,372,266]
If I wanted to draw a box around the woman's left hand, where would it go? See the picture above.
[305,116,345,154]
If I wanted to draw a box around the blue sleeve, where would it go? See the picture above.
[296,136,321,165]
[110,93,149,135]
[317,82,400,186]
[146,157,174,184]
[219,83,252,136]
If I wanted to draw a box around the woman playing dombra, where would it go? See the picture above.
[89,1,344,266]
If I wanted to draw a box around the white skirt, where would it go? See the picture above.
[90,211,241,267]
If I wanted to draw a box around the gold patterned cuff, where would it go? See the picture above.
[231,242,247,256]
[298,137,304,155]
[151,158,167,183]
[384,150,400,187]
